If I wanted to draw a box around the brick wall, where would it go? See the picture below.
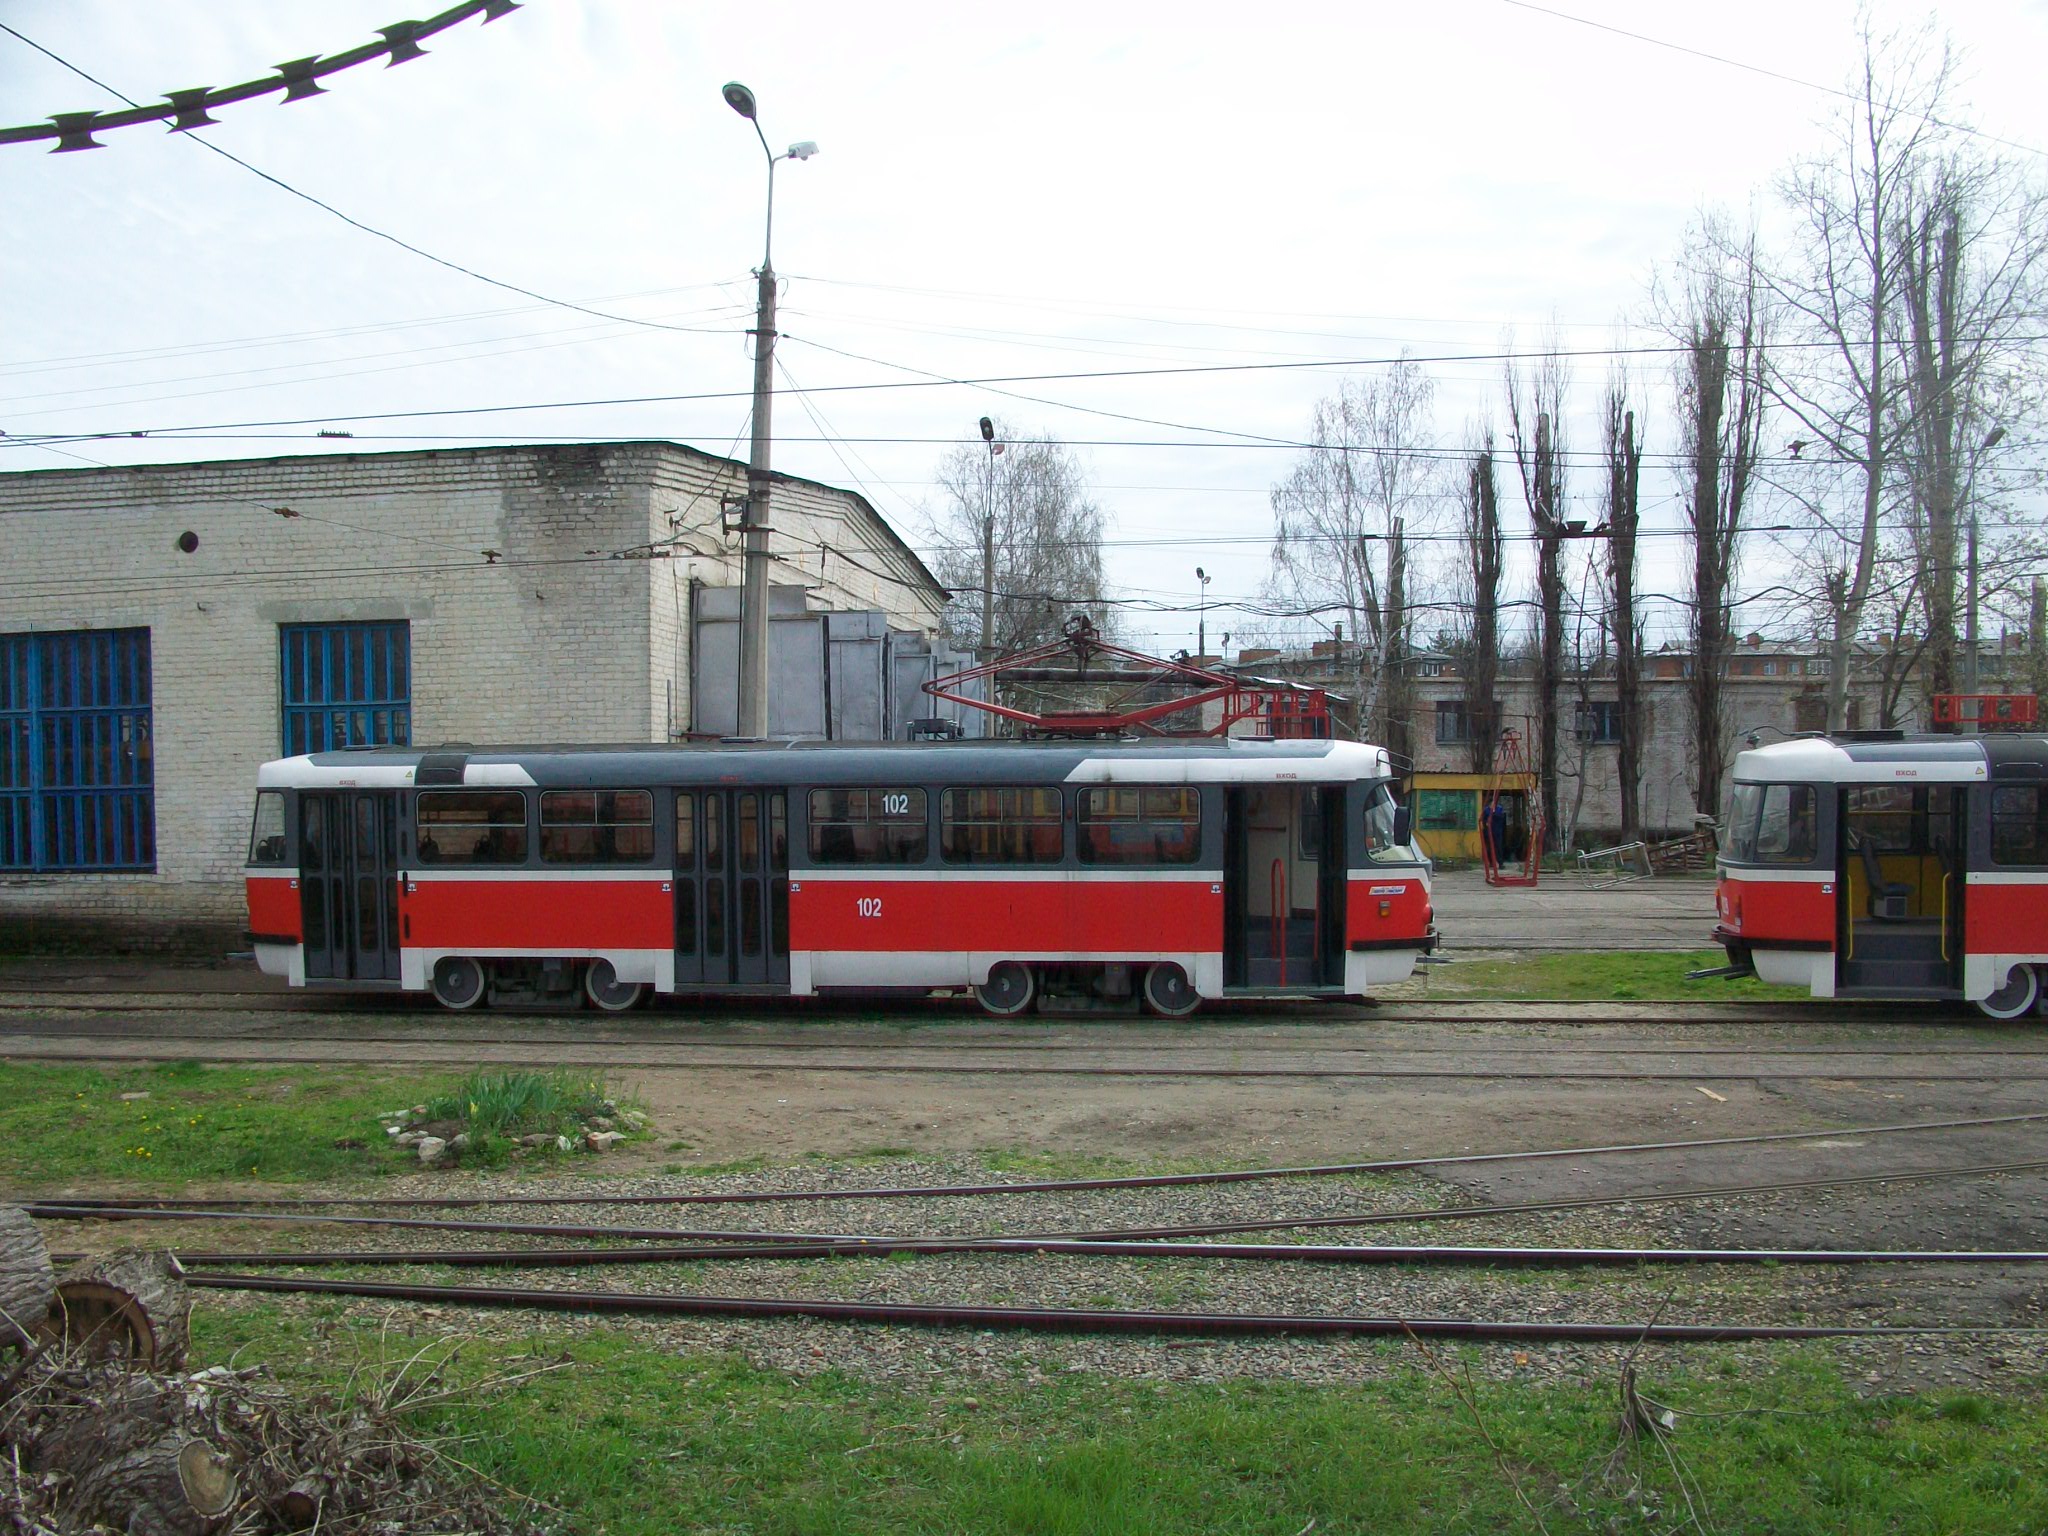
[0,442,945,945]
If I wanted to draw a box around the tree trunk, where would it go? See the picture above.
[0,1203,54,1352]
[50,1250,191,1369]
[1535,413,1564,850]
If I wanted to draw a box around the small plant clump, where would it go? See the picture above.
[381,1070,648,1168]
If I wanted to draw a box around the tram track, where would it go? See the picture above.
[6,1036,2047,1081]
[33,1111,2048,1211]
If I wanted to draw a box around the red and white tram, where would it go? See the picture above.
[1713,732,2048,1018]
[244,737,1436,1015]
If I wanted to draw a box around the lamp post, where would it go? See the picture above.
[1965,423,2006,700]
[978,417,1002,662]
[1195,566,1210,661]
[722,80,817,738]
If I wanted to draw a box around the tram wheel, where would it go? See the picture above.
[429,955,486,1011]
[584,959,648,1013]
[975,961,1037,1017]
[1142,962,1200,1017]
[1976,964,2040,1021]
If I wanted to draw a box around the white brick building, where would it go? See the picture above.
[0,442,947,947]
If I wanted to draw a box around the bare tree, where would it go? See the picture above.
[925,426,1111,657]
[1603,385,1646,841]
[1460,432,1506,773]
[1891,151,2048,702]
[1267,356,1439,758]
[1504,346,1571,850]
[2030,578,2048,700]
[1662,215,1769,821]
[1764,15,1957,730]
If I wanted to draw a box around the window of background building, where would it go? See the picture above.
[1434,701,1470,744]
[1573,700,1623,744]
[0,627,154,872]
[280,621,411,754]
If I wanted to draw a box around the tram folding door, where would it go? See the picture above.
[298,790,402,982]
[673,788,789,989]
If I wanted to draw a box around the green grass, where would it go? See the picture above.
[0,1061,641,1189]
[1430,949,1808,1002]
[193,1308,2048,1534]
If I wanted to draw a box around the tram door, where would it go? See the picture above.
[1222,784,1344,990]
[298,790,402,982]
[674,789,789,988]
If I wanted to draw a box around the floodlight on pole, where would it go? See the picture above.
[723,80,817,738]
[1196,567,1211,660]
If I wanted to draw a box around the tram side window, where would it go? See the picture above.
[1078,785,1200,864]
[807,788,927,863]
[416,791,527,865]
[1991,786,2048,866]
[1754,784,1818,862]
[1722,784,1763,861]
[247,791,287,866]
[941,786,1064,864]
[540,790,654,863]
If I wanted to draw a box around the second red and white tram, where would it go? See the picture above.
[245,736,1436,1015]
[1713,732,2048,1018]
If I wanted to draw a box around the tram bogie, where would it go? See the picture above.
[245,737,1437,1016]
[1713,732,2048,1018]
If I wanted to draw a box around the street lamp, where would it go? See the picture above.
[1965,423,2006,699]
[1195,567,1211,660]
[723,80,818,738]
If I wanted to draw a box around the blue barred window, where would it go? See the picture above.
[280,622,411,755]
[0,628,155,872]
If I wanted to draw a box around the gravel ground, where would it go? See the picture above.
[50,1156,2048,1396]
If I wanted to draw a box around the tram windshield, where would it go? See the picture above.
[1362,782,1403,860]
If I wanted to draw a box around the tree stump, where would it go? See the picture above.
[0,1202,54,1351]
[48,1249,191,1369]
[23,1369,238,1536]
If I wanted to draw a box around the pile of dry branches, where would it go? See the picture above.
[0,1203,554,1535]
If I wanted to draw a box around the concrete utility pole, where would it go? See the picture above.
[979,417,1000,662]
[723,81,816,737]
[1965,425,2007,699]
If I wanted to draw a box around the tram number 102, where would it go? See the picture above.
[856,896,884,919]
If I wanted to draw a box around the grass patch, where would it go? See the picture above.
[1431,949,1808,1002]
[419,1068,625,1139]
[0,1061,454,1189]
[192,1308,2048,1534]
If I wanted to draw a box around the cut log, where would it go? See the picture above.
[66,1425,239,1536]
[48,1249,191,1369]
[0,1202,54,1350]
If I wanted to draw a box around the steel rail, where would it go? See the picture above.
[34,1111,2048,1212]
[166,1237,2048,1270]
[8,1018,2048,1060]
[5,1039,2040,1081]
[31,1157,2048,1248]
[174,1270,2048,1343]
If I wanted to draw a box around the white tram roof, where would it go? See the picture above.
[1731,732,2048,787]
[256,736,1395,792]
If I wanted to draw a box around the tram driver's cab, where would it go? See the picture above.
[1714,733,2048,1019]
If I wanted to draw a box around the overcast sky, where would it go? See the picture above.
[3,0,2043,657]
